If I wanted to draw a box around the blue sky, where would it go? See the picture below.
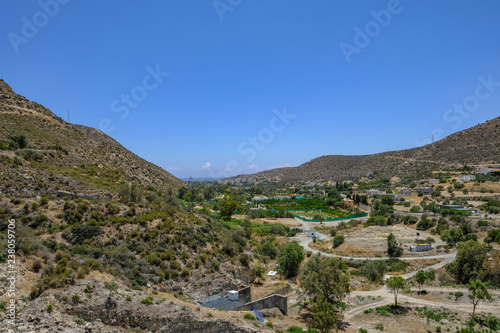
[1,1,500,179]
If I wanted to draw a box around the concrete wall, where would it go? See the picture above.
[359,203,372,213]
[238,286,252,304]
[265,285,291,297]
[234,294,287,315]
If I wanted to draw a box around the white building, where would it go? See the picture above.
[365,189,384,196]
[458,175,476,183]
[476,167,492,175]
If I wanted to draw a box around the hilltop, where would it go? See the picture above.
[223,116,500,184]
[0,79,183,198]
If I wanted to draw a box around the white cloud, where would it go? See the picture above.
[201,162,211,169]
[167,166,180,171]
[247,164,259,170]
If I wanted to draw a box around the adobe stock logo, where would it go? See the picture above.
[414,74,500,146]
[212,0,243,22]
[7,0,71,54]
[208,107,296,179]
[339,0,409,64]
[99,65,169,134]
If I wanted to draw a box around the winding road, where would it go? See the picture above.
[292,218,457,279]
[291,219,500,327]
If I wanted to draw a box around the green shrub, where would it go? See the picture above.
[72,294,80,303]
[70,224,101,244]
[47,304,53,312]
[376,305,390,317]
[410,205,421,212]
[244,314,256,321]
[16,149,42,161]
[359,329,368,333]
[436,326,441,332]
[266,321,274,328]
[126,296,132,301]
[332,235,345,248]
[387,258,407,272]
[477,220,489,227]
[375,322,384,330]
[10,134,27,149]
[141,296,153,305]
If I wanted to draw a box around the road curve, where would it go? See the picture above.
[293,218,457,263]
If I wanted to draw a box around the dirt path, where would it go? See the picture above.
[346,285,500,320]
[293,220,456,262]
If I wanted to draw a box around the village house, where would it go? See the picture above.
[457,175,476,183]
[343,198,355,207]
[398,187,412,196]
[476,166,492,175]
[365,189,384,196]
[415,186,434,194]
[389,177,401,185]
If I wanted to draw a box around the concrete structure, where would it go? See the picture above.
[359,203,372,213]
[343,198,355,207]
[267,271,278,278]
[415,186,434,194]
[234,294,288,315]
[199,295,244,311]
[238,286,252,304]
[458,175,476,183]
[476,167,492,175]
[399,187,412,196]
[410,243,431,252]
[199,286,251,311]
[202,285,288,315]
[228,290,238,301]
[365,189,383,196]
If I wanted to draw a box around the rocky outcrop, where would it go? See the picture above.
[6,279,260,333]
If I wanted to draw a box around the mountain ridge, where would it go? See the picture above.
[222,116,500,184]
[0,79,183,197]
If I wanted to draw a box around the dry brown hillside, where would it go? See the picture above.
[223,116,500,183]
[0,79,183,198]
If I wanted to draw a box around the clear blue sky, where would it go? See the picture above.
[1,1,500,179]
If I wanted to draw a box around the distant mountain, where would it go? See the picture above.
[222,116,500,184]
[0,79,183,198]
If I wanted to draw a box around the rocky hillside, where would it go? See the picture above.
[223,116,500,184]
[8,279,259,333]
[0,79,183,198]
